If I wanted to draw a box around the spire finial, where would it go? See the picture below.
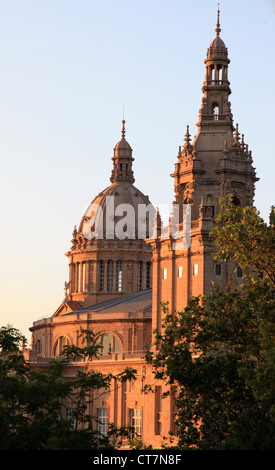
[233,123,241,147]
[121,119,126,138]
[184,125,192,148]
[215,3,221,37]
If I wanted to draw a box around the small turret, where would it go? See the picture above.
[110,120,135,184]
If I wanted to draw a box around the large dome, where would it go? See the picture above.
[74,120,155,242]
[78,180,154,240]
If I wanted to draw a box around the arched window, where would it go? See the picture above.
[232,196,241,206]
[36,339,41,355]
[211,66,215,83]
[212,103,219,120]
[53,336,70,357]
[218,67,222,83]
[96,334,121,356]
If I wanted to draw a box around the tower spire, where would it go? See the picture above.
[121,119,126,138]
[215,4,221,37]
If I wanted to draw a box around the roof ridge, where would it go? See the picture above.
[79,289,152,313]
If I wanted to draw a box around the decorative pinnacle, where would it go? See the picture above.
[153,207,162,237]
[121,119,126,138]
[233,123,241,146]
[215,4,221,37]
[72,225,78,239]
[241,133,245,150]
[184,125,192,149]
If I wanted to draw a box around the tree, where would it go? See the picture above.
[146,198,275,449]
[0,326,136,450]
[211,195,275,288]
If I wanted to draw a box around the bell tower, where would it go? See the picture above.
[148,8,259,335]
[198,7,233,134]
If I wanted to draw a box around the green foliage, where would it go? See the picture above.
[148,281,275,449]
[146,197,275,449]
[211,195,275,288]
[0,327,136,450]
[0,326,26,354]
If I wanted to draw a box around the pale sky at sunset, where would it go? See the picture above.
[0,0,274,342]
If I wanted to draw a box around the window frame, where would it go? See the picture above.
[99,260,105,291]
[96,334,121,356]
[130,408,142,439]
[215,264,222,276]
[107,260,113,292]
[53,336,70,357]
[137,261,143,291]
[97,408,108,438]
[116,260,123,292]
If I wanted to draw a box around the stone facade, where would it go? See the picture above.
[27,10,258,448]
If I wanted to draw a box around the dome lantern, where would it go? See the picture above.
[110,120,135,184]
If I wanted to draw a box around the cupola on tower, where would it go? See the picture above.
[148,9,259,334]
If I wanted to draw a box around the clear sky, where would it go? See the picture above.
[0,0,274,342]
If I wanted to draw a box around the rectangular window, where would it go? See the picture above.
[193,264,198,276]
[72,264,76,293]
[116,260,122,292]
[178,266,183,278]
[215,264,221,276]
[66,408,77,430]
[237,266,243,278]
[138,261,143,291]
[99,260,105,291]
[97,408,108,437]
[154,386,162,435]
[78,263,81,292]
[163,268,167,280]
[130,409,142,439]
[146,262,151,289]
[82,262,86,291]
[107,260,113,292]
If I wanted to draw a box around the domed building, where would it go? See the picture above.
[63,120,154,309]
[28,9,258,448]
[30,120,155,360]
